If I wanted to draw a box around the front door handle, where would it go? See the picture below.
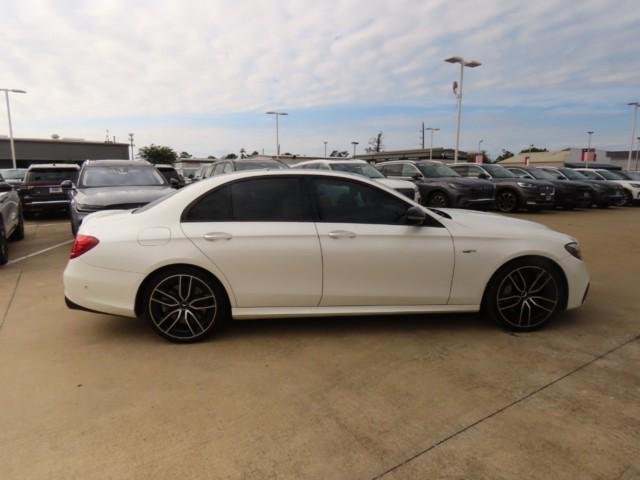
[203,232,232,241]
[328,230,356,239]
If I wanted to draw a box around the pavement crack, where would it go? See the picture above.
[371,333,640,480]
[0,269,24,331]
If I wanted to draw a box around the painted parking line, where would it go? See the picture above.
[7,240,74,265]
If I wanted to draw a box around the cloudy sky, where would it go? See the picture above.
[2,0,639,158]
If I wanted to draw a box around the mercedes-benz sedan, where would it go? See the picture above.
[64,170,590,343]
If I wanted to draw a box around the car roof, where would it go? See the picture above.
[377,159,444,165]
[83,159,151,167]
[27,163,79,170]
[296,159,368,166]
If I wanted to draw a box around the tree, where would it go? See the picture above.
[495,149,514,162]
[329,150,349,158]
[207,155,217,159]
[225,153,238,159]
[365,132,384,153]
[518,146,548,154]
[250,151,259,157]
[179,151,192,159]
[240,148,247,159]
[138,144,177,164]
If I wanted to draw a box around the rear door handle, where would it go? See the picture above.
[203,232,232,241]
[328,230,356,239]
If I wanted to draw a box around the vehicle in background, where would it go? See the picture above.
[625,171,640,180]
[18,163,80,218]
[294,159,420,202]
[540,167,625,208]
[377,160,495,209]
[0,168,27,188]
[573,168,640,206]
[65,160,177,236]
[176,166,200,184]
[63,169,590,343]
[505,166,592,210]
[204,158,289,178]
[155,164,185,188]
[0,173,25,265]
[450,163,555,213]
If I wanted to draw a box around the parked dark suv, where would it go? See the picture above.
[18,163,80,217]
[377,160,495,209]
[450,163,555,212]
[540,167,625,208]
[156,164,185,188]
[505,166,592,209]
[66,160,176,235]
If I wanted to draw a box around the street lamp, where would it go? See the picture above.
[478,139,484,152]
[351,141,359,160]
[323,141,328,159]
[128,133,135,161]
[444,56,482,163]
[1,88,27,169]
[627,102,640,171]
[586,130,594,166]
[265,111,288,160]
[425,127,439,161]
[635,136,640,171]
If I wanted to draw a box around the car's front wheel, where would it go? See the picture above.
[427,191,450,208]
[496,189,519,213]
[0,225,8,265]
[484,258,565,331]
[623,190,633,206]
[143,267,230,343]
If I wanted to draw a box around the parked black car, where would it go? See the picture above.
[65,160,177,235]
[204,158,289,178]
[505,166,592,209]
[450,163,555,213]
[0,168,27,188]
[540,167,625,208]
[376,160,495,208]
[156,164,185,188]
[18,163,80,217]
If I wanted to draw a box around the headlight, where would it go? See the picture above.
[565,242,582,260]
[517,182,537,189]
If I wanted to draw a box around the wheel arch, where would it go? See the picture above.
[480,254,568,313]
[134,263,232,317]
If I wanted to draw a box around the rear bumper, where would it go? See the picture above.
[22,199,70,211]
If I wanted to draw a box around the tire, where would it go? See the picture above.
[142,266,230,343]
[496,189,519,213]
[0,225,8,266]
[623,190,633,206]
[71,219,78,237]
[484,257,566,331]
[427,191,450,208]
[9,209,25,241]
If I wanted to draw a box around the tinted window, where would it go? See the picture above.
[159,168,181,183]
[331,163,385,178]
[451,165,470,177]
[417,163,460,178]
[401,164,421,176]
[312,178,410,225]
[482,164,516,178]
[213,163,226,175]
[223,163,233,174]
[234,161,288,171]
[80,165,165,187]
[559,168,587,180]
[380,164,402,176]
[25,169,78,184]
[184,177,309,222]
[578,170,600,180]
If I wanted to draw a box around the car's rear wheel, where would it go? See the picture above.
[484,258,565,331]
[143,267,230,343]
[496,190,519,213]
[9,209,25,241]
[428,191,450,208]
[0,225,8,266]
[623,190,633,206]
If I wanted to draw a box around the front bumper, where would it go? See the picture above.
[521,190,555,207]
[560,255,590,311]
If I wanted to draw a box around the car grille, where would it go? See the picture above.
[396,188,417,200]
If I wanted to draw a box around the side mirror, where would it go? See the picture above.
[412,173,423,180]
[478,173,490,180]
[0,182,12,193]
[556,175,565,180]
[406,206,426,226]
[169,178,181,188]
[60,180,73,189]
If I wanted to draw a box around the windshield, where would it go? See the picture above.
[418,164,460,178]
[559,168,587,180]
[331,163,384,178]
[25,169,78,184]
[598,170,625,180]
[0,169,27,180]
[482,164,516,178]
[80,165,166,187]
[527,168,556,180]
[234,161,288,171]
[626,171,640,180]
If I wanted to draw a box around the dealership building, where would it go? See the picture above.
[0,137,130,169]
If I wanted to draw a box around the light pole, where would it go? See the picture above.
[324,141,328,159]
[425,127,439,160]
[1,88,27,169]
[635,136,640,170]
[477,139,484,163]
[444,57,481,163]
[265,111,288,160]
[627,102,640,171]
[128,133,135,161]
[351,141,359,160]
[586,130,594,166]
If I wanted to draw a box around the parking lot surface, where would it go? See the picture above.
[1,209,639,479]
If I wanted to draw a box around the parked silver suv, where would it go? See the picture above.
[0,172,25,265]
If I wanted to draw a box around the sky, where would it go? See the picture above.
[1,0,639,159]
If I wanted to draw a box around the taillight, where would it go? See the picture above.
[70,235,99,259]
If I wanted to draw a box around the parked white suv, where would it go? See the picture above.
[294,159,420,202]
[574,168,640,206]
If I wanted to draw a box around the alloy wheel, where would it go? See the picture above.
[148,274,217,341]
[497,190,518,213]
[496,266,559,329]
[429,192,449,207]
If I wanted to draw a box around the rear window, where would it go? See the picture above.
[25,169,78,184]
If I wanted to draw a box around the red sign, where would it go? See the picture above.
[524,156,530,166]
[475,154,484,164]
[581,149,596,162]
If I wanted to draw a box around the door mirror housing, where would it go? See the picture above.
[0,182,12,193]
[478,173,490,180]
[169,177,181,188]
[406,206,427,226]
[412,173,423,180]
[60,179,74,189]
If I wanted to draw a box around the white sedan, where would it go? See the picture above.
[63,170,590,342]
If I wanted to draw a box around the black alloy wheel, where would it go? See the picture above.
[623,190,633,206]
[0,226,8,266]
[485,259,564,331]
[145,267,229,342]
[9,209,24,241]
[496,190,519,213]
[428,191,450,208]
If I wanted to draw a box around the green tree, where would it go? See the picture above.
[495,149,514,162]
[138,144,178,164]
[518,146,548,154]
[179,151,192,159]
[207,155,217,159]
[225,153,238,159]
[365,132,384,153]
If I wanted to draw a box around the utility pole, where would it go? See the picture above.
[351,141,359,160]
[425,127,439,161]
[1,87,27,169]
[265,111,288,160]
[324,141,328,159]
[128,133,135,160]
[421,122,425,149]
[627,102,639,171]
[586,130,594,167]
